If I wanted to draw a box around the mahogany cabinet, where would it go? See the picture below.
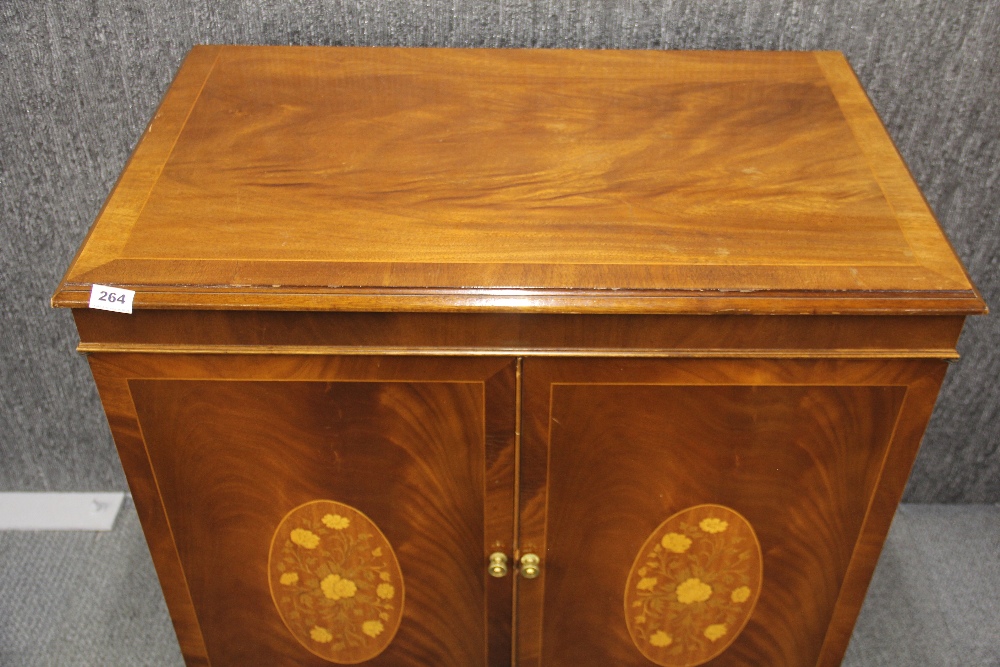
[55,46,984,667]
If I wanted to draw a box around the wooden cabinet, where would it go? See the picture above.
[55,47,984,666]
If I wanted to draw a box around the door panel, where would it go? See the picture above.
[90,355,516,667]
[517,358,946,667]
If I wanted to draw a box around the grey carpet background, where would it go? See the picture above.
[1,1,997,499]
[2,503,998,665]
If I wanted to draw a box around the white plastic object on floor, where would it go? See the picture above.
[0,492,126,531]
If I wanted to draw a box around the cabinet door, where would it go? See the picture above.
[89,354,516,667]
[517,358,947,667]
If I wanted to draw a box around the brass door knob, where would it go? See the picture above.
[488,552,509,578]
[519,553,541,579]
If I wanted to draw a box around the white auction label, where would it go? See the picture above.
[88,284,135,314]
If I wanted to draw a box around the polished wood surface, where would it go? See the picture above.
[88,354,516,667]
[73,310,967,359]
[54,47,984,315]
[516,358,947,667]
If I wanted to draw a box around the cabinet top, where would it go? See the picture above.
[54,46,984,315]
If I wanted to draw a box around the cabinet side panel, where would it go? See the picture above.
[816,363,947,666]
[88,357,211,667]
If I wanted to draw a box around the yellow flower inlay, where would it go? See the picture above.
[624,504,762,665]
[699,517,729,534]
[321,513,351,530]
[290,528,320,549]
[636,577,658,591]
[649,630,673,647]
[321,574,358,600]
[660,532,692,553]
[271,500,405,662]
[310,626,333,643]
[731,585,751,603]
[676,577,712,604]
[362,620,384,638]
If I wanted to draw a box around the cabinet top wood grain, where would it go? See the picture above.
[54,46,984,314]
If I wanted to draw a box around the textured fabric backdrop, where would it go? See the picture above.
[1,1,997,500]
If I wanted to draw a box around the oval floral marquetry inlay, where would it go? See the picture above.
[624,504,762,667]
[268,500,404,664]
